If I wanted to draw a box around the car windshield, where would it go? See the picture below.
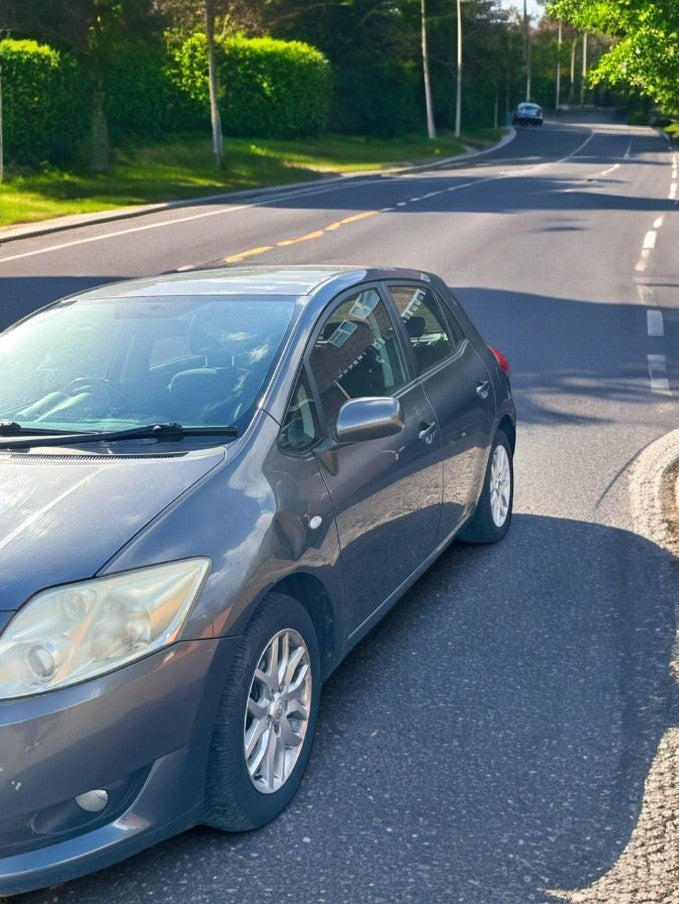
[0,293,297,436]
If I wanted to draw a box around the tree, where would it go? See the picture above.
[205,0,224,168]
[0,0,168,170]
[546,0,679,113]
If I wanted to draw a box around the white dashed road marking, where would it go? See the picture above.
[642,230,657,250]
[648,355,670,393]
[647,309,664,337]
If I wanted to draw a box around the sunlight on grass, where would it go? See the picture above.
[0,130,504,229]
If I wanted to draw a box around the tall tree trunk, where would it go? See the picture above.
[205,0,224,169]
[89,87,109,173]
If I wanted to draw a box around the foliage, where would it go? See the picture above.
[0,39,90,165]
[547,0,679,113]
[103,43,179,141]
[260,0,423,135]
[170,33,332,137]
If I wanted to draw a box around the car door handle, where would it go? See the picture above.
[418,421,437,443]
[476,380,490,399]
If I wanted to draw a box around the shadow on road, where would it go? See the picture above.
[13,515,677,904]
[451,287,666,427]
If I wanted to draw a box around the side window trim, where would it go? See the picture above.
[374,283,419,384]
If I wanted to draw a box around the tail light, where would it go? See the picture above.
[488,345,509,377]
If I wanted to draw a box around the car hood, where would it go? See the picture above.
[0,447,224,612]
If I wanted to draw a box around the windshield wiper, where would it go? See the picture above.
[0,420,83,437]
[0,422,238,448]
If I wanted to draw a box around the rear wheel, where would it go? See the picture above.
[204,593,320,831]
[459,429,513,544]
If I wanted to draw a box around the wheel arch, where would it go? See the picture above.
[498,414,516,453]
[267,573,337,680]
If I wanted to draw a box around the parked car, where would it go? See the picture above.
[513,102,543,126]
[0,266,515,893]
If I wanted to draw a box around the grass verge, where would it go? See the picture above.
[0,129,504,229]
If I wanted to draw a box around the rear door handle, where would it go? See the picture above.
[418,421,437,443]
[476,380,490,399]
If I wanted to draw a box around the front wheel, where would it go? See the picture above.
[459,430,513,544]
[204,593,320,831]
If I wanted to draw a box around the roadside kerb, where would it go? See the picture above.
[629,427,679,559]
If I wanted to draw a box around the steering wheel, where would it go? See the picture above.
[67,377,127,410]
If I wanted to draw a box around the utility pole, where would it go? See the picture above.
[570,35,577,102]
[523,0,531,101]
[555,21,562,112]
[421,0,436,139]
[455,0,462,138]
[580,31,588,106]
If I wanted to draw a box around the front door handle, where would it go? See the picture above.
[418,421,437,444]
[476,380,490,399]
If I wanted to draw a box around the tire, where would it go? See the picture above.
[204,593,321,831]
[459,429,513,544]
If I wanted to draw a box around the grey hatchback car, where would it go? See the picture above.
[0,266,515,893]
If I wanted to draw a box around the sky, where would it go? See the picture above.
[498,0,545,21]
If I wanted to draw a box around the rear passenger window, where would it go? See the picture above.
[388,285,459,374]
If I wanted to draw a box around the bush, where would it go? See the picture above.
[222,36,331,137]
[0,39,90,166]
[332,60,422,137]
[104,43,178,141]
[170,34,332,138]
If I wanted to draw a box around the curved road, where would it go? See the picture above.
[1,117,678,904]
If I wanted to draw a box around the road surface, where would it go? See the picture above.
[1,117,677,904]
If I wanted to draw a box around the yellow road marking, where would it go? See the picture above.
[221,210,379,263]
[277,230,325,246]
[324,211,378,230]
[223,245,273,263]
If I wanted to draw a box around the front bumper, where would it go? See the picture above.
[0,635,240,895]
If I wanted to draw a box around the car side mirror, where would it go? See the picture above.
[315,397,405,475]
[335,397,404,445]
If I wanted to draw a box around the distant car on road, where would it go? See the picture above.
[513,102,543,126]
[0,265,515,894]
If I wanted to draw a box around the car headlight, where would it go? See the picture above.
[0,558,211,699]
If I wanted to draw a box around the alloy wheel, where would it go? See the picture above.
[244,628,312,794]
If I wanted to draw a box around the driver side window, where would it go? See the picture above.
[308,289,407,436]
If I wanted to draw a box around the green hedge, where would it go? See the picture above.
[0,39,90,165]
[104,44,179,141]
[332,61,422,137]
[2,32,332,167]
[171,34,332,138]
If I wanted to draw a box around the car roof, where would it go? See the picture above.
[61,266,440,304]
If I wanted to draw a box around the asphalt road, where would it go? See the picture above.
[1,117,678,904]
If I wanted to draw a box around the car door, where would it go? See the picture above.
[386,281,496,542]
[306,284,443,638]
